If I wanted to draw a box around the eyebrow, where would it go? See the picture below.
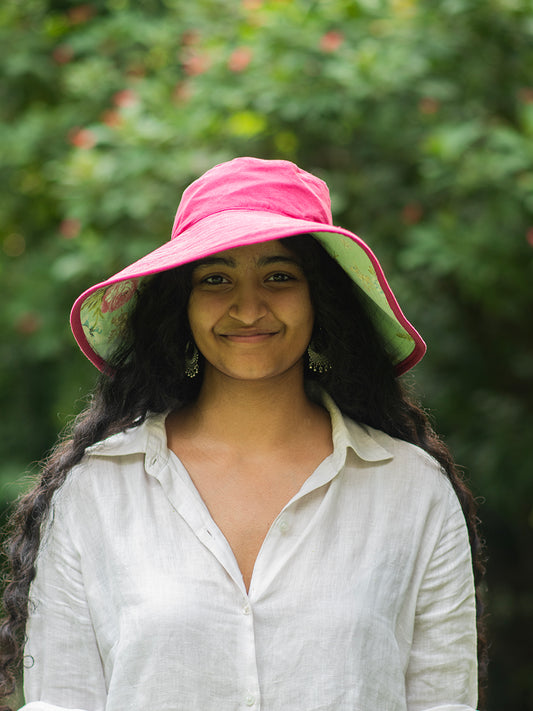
[192,254,302,270]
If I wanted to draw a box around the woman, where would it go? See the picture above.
[0,157,485,710]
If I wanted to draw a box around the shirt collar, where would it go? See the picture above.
[84,394,394,466]
[320,391,394,466]
[84,413,168,458]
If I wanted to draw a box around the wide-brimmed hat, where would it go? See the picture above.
[70,157,425,374]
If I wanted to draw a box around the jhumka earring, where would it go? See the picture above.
[307,342,331,374]
[184,341,199,378]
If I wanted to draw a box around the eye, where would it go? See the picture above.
[266,272,295,283]
[201,274,230,286]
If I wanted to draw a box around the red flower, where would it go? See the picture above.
[418,97,440,115]
[113,89,139,108]
[67,4,95,25]
[182,51,210,76]
[16,313,42,335]
[52,44,74,64]
[126,64,146,79]
[320,31,344,53]
[101,109,123,128]
[59,219,81,239]
[68,127,97,149]
[518,88,533,104]
[401,203,423,225]
[242,0,263,9]
[228,47,253,72]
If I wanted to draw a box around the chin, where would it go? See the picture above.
[212,358,304,383]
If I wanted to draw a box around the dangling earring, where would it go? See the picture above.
[307,342,331,374]
[184,341,199,378]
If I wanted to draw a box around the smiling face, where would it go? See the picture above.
[187,240,314,384]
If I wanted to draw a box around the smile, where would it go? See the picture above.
[220,331,279,343]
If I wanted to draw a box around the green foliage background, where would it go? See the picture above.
[1,0,532,707]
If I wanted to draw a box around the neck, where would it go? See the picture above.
[179,364,323,452]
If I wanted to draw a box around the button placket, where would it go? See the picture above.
[278,517,289,533]
[237,595,260,709]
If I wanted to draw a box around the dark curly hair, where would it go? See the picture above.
[0,235,487,709]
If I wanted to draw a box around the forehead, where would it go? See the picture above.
[193,239,299,267]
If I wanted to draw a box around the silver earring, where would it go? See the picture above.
[307,343,331,374]
[184,341,199,378]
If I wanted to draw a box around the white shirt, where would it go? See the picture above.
[23,395,477,711]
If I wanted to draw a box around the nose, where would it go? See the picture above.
[228,280,268,324]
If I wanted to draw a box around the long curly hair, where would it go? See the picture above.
[0,235,487,709]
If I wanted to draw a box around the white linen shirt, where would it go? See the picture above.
[23,396,477,711]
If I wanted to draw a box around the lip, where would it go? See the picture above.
[220,330,279,343]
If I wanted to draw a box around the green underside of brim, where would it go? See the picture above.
[312,232,415,365]
[80,280,143,363]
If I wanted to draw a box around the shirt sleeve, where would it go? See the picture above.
[405,486,478,711]
[22,495,107,711]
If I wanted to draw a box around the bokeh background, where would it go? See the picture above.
[1,0,532,708]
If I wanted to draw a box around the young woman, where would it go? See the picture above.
[0,158,486,710]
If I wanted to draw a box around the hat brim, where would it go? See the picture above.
[70,210,426,374]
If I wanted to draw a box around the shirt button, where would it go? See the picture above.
[150,455,158,467]
[278,518,289,533]
[242,603,251,615]
[245,694,256,706]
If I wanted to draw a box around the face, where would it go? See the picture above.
[187,240,314,383]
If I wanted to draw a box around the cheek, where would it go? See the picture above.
[186,296,205,341]
[291,291,314,338]
[187,293,224,341]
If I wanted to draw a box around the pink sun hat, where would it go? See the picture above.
[70,157,426,374]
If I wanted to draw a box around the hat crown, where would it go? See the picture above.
[171,157,333,238]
